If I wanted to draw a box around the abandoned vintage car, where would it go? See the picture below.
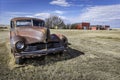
[10,17,68,64]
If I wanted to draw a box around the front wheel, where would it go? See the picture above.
[15,57,24,64]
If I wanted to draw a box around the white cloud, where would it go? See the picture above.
[34,13,51,19]
[79,4,120,22]
[25,15,34,17]
[50,0,71,7]
[1,4,120,28]
[54,10,64,14]
[68,4,120,28]
[59,15,67,20]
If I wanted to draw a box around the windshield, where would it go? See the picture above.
[16,19,44,27]
[16,20,32,27]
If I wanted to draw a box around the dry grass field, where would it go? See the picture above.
[0,29,120,80]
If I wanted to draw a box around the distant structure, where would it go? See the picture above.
[0,24,8,29]
[90,25,110,30]
[76,22,110,30]
[76,22,90,30]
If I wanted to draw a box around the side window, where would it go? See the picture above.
[41,21,45,27]
[10,21,14,28]
[33,20,40,26]
[33,20,45,27]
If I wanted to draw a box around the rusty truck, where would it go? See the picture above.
[10,17,68,64]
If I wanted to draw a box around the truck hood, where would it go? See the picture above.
[16,27,47,44]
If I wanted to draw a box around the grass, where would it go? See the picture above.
[0,29,120,80]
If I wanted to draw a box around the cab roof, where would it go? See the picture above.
[11,17,44,22]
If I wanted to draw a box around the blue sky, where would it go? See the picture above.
[0,0,120,28]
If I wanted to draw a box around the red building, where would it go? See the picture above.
[90,25,101,30]
[76,22,90,30]
[90,26,98,30]
[90,25,110,30]
[75,22,110,30]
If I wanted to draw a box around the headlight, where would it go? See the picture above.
[15,41,25,51]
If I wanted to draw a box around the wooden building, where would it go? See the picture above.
[76,22,90,30]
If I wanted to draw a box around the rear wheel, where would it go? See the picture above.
[57,51,65,56]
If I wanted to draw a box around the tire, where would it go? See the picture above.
[57,51,64,56]
[15,57,24,64]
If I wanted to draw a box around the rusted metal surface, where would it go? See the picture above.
[15,46,65,58]
[10,17,47,44]
[16,27,47,44]
[10,17,68,63]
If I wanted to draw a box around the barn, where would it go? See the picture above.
[76,22,90,30]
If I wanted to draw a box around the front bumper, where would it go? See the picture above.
[15,46,65,58]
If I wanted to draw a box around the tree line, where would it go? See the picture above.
[45,15,78,29]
